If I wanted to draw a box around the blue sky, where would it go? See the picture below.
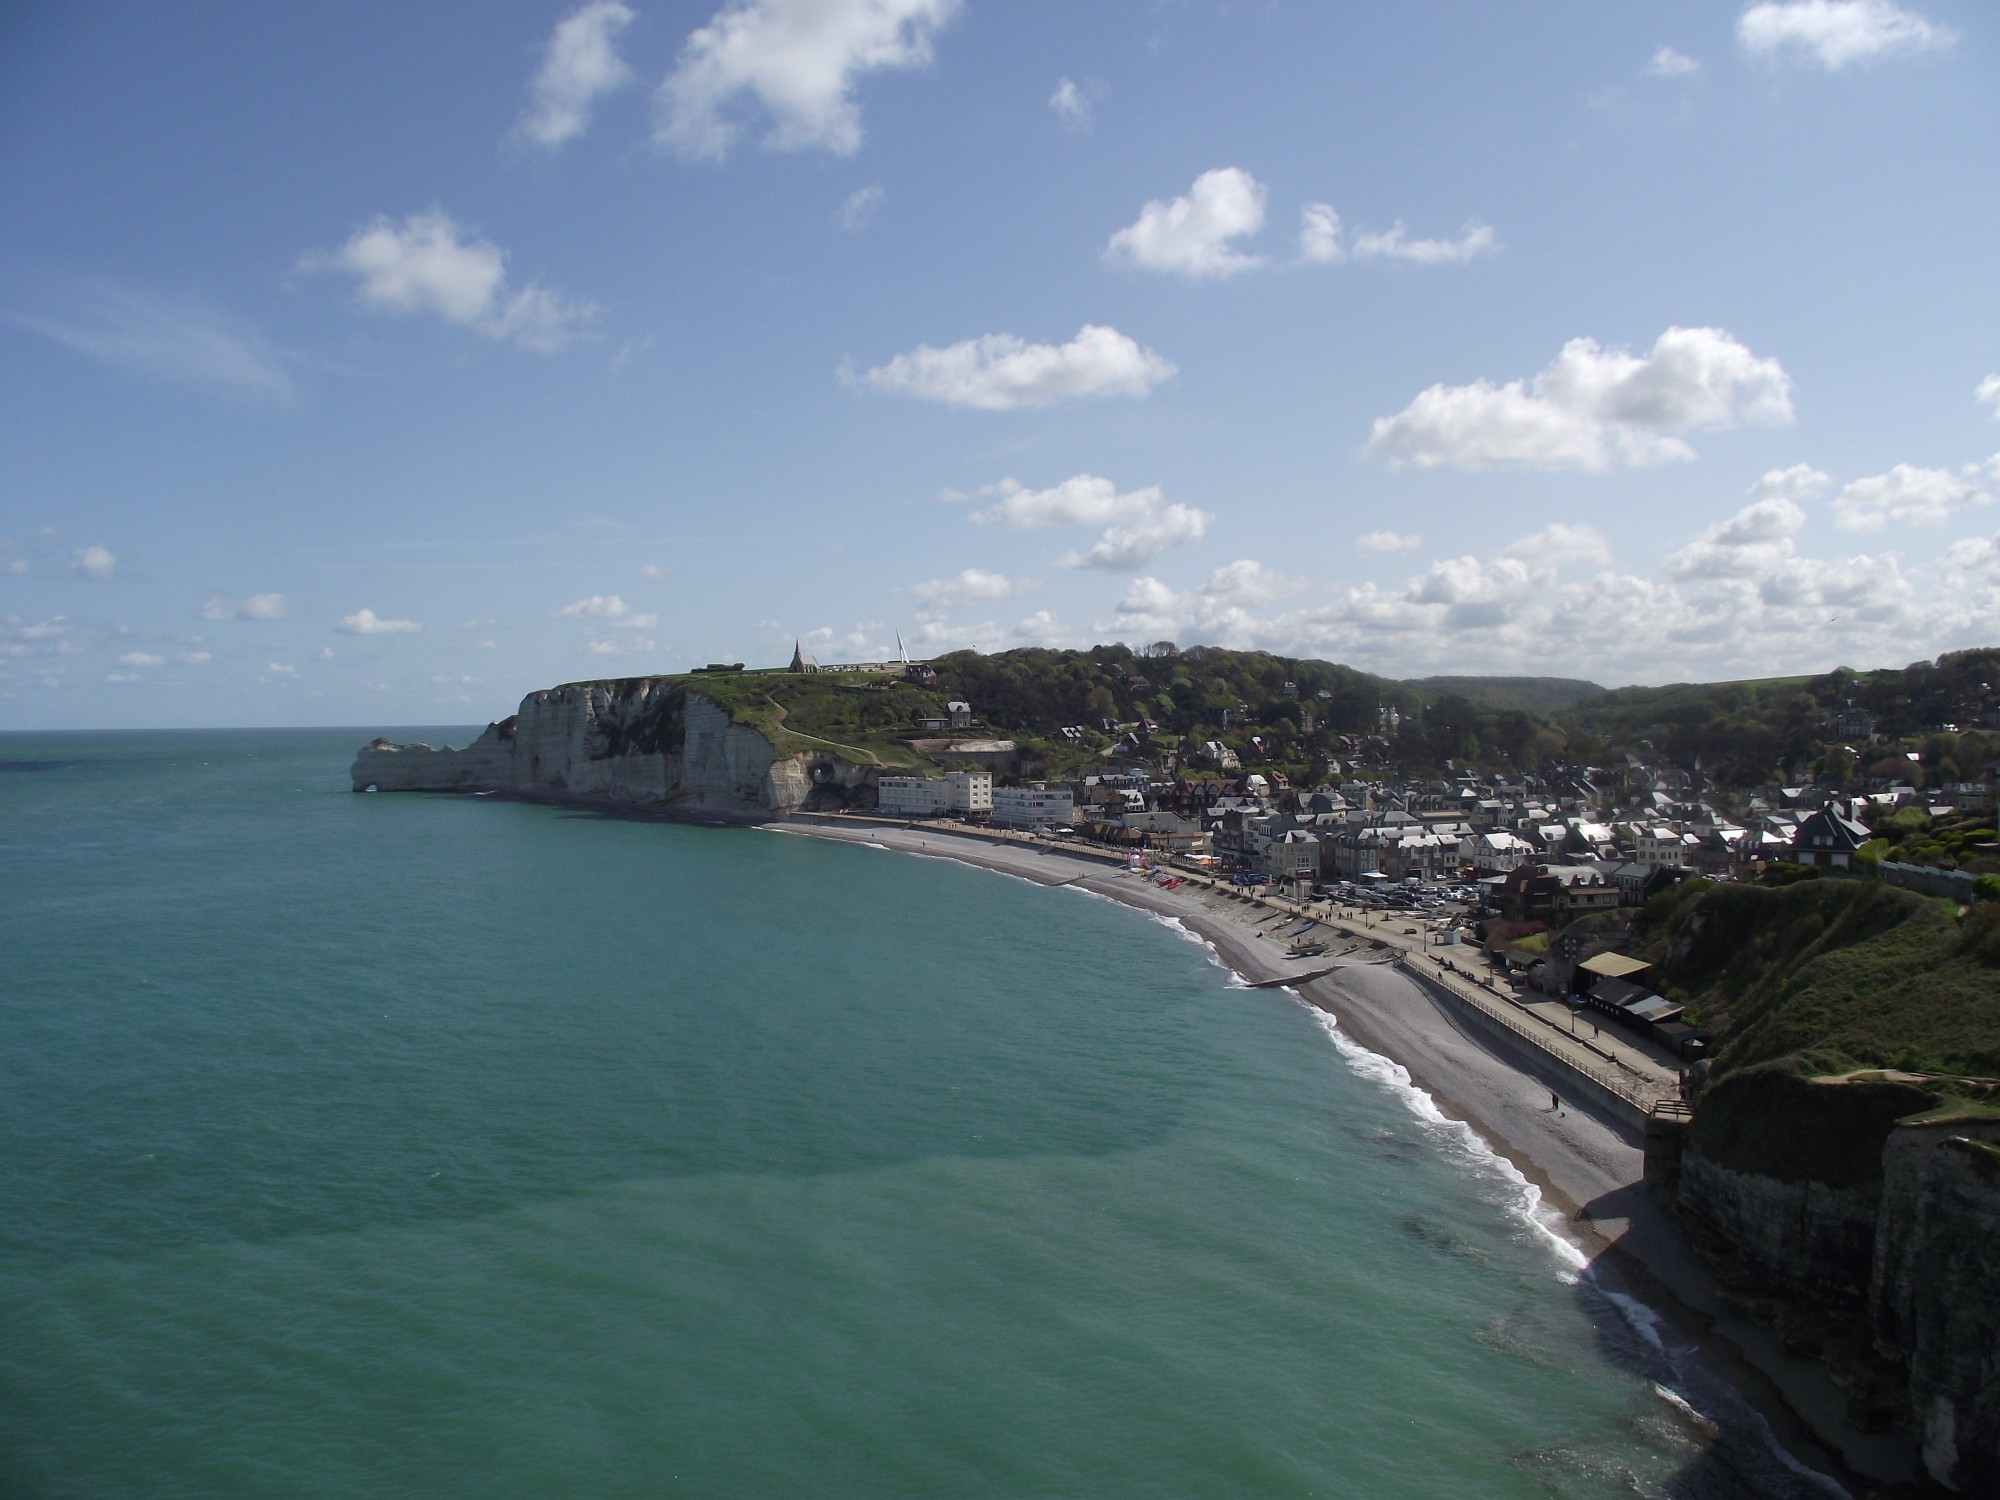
[3,0,1997,728]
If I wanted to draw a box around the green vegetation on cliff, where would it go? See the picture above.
[1407,675,1606,715]
[1636,879,2000,1079]
[569,643,2000,789]
[1563,648,2000,788]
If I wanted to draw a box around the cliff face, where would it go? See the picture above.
[1875,1132,2000,1494]
[1676,1070,2000,1491]
[351,679,871,820]
[1677,1153,1880,1302]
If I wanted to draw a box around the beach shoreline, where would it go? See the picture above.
[771,815,1916,1495]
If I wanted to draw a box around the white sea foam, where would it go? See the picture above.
[1302,1004,1588,1279]
[1147,912,1209,947]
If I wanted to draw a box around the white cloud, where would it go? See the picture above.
[965,472,1208,573]
[69,545,116,580]
[1049,76,1098,130]
[839,183,884,230]
[1297,203,1344,264]
[971,474,1159,530]
[1749,462,1833,501]
[1365,325,1794,471]
[1977,375,2000,421]
[336,608,422,635]
[1060,503,1211,571]
[309,211,596,353]
[1089,507,1973,684]
[1738,1,1955,70]
[458,617,499,629]
[263,662,298,676]
[1350,220,1497,266]
[1502,522,1612,568]
[1645,45,1702,77]
[1200,559,1302,604]
[911,567,1019,619]
[656,0,960,161]
[851,324,1176,410]
[518,0,636,147]
[552,593,635,619]
[117,651,164,667]
[587,636,658,655]
[639,564,673,580]
[6,280,294,403]
[177,651,211,665]
[199,593,291,621]
[1104,167,1268,279]
[1832,459,1994,531]
[3,615,69,645]
[1666,497,1806,578]
[1356,530,1421,554]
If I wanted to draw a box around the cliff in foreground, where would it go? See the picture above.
[1630,882,2000,1491]
[352,679,871,821]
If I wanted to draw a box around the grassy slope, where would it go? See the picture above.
[1406,676,1606,714]
[1636,879,2000,1078]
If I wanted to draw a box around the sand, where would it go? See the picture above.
[772,817,1917,1493]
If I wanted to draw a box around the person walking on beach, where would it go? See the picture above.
[1549,1091,1563,1116]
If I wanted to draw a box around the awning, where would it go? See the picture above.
[1577,951,1652,981]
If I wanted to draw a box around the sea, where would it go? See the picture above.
[0,729,1846,1499]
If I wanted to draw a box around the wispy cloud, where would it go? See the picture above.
[336,608,422,635]
[965,473,1209,572]
[850,325,1176,410]
[839,184,884,230]
[1049,76,1103,130]
[517,1,637,148]
[199,593,291,621]
[1738,1,1955,71]
[69,546,116,580]
[1644,45,1701,77]
[5,279,294,402]
[1351,220,1497,265]
[656,0,961,161]
[304,211,596,353]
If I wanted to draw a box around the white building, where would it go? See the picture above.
[1636,826,1692,867]
[993,783,1075,829]
[1463,830,1534,874]
[878,775,951,818]
[945,770,992,813]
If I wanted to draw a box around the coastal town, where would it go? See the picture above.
[349,640,2000,1493]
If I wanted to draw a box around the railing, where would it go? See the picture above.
[1392,950,1664,1112]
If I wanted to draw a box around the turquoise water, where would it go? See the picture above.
[1,730,1827,1498]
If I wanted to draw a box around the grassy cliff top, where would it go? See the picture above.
[552,670,951,770]
[1636,878,2000,1079]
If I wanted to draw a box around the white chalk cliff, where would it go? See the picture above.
[352,680,868,820]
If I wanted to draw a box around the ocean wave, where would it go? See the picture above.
[1301,1005,1588,1279]
[1146,912,1210,947]
[1304,1005,1847,1494]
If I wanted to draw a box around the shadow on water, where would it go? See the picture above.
[1543,1240,1858,1500]
[1376,976,1860,1498]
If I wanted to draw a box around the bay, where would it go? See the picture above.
[0,729,1807,1497]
